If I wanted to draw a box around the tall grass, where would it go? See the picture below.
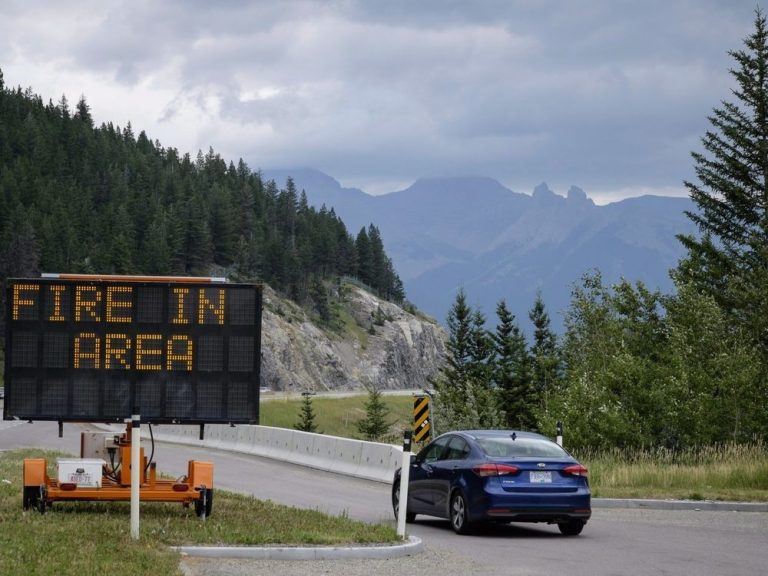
[575,441,768,501]
[260,394,414,440]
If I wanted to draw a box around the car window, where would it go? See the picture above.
[443,436,471,460]
[419,436,451,463]
[476,436,568,458]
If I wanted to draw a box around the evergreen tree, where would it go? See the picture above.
[494,300,535,430]
[468,307,493,386]
[356,384,393,441]
[294,393,320,433]
[355,227,373,286]
[676,9,768,355]
[0,209,41,335]
[432,289,505,432]
[443,288,474,384]
[529,291,561,411]
[310,275,333,325]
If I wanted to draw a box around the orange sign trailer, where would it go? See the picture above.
[7,274,263,520]
[22,424,214,517]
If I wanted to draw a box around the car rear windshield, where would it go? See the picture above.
[476,435,569,458]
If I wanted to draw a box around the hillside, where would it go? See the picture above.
[261,282,445,391]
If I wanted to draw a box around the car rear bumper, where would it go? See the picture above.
[484,507,591,523]
[470,487,591,523]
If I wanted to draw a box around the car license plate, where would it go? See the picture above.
[529,471,552,483]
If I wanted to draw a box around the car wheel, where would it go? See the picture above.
[558,520,585,536]
[450,491,472,535]
[392,481,415,522]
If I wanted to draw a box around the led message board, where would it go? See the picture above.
[3,277,262,424]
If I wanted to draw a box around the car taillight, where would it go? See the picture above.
[473,463,520,477]
[563,464,589,477]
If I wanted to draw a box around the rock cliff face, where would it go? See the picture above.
[259,283,446,391]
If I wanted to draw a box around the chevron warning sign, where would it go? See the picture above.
[413,395,431,443]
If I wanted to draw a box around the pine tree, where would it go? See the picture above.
[356,384,392,441]
[494,300,535,430]
[294,393,320,433]
[355,227,373,286]
[444,288,474,384]
[0,209,41,335]
[432,289,506,431]
[676,9,768,354]
[529,292,561,410]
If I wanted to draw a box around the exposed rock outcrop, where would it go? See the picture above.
[260,283,446,391]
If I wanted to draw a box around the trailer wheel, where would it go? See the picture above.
[38,485,48,515]
[195,487,213,519]
[22,487,38,510]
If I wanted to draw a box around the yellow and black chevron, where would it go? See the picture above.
[413,395,431,442]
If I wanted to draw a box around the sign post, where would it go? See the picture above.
[396,431,412,538]
[131,413,140,540]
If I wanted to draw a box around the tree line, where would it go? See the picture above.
[0,68,404,334]
[434,11,768,450]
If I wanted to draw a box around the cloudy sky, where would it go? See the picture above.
[0,1,760,202]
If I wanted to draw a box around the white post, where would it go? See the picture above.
[556,420,563,447]
[131,414,140,540]
[396,431,413,539]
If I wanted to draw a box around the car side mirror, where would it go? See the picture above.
[410,454,419,467]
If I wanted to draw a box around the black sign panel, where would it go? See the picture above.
[3,278,262,424]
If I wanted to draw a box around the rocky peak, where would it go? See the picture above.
[567,185,595,206]
[532,182,561,203]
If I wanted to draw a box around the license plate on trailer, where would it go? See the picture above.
[529,471,552,483]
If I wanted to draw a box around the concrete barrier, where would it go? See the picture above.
[129,422,402,484]
[329,436,364,478]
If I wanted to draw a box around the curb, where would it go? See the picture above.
[593,498,768,512]
[176,535,423,560]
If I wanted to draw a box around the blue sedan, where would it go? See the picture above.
[392,430,591,535]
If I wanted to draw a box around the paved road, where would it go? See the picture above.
[3,421,768,575]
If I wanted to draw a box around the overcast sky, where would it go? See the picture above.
[0,1,761,203]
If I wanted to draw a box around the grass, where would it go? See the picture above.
[0,449,398,576]
[576,442,768,501]
[260,393,414,440]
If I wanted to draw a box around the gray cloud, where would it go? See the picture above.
[0,0,761,200]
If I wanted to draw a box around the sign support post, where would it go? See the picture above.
[396,431,412,539]
[131,413,140,540]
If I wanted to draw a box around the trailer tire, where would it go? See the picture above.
[195,487,213,519]
[38,485,47,515]
[23,487,38,510]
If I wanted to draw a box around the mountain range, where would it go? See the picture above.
[261,168,697,333]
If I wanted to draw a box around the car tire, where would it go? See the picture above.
[450,491,472,535]
[392,480,415,523]
[558,520,585,536]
